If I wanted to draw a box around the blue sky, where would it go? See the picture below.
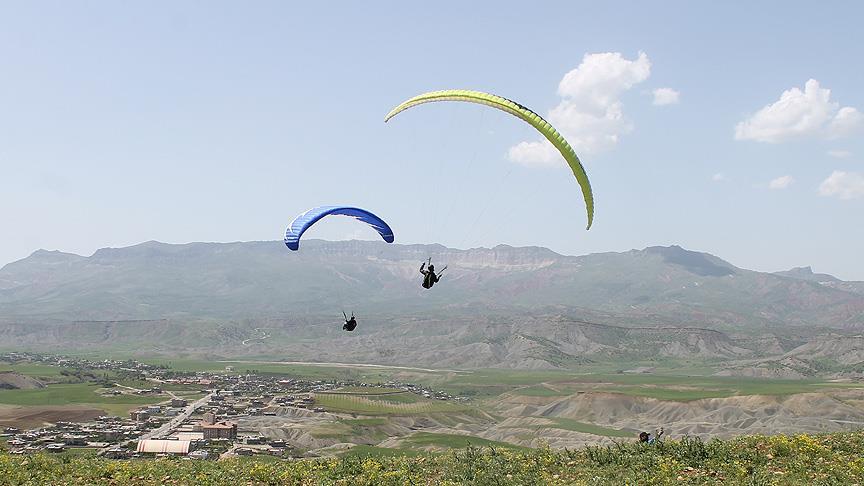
[1,1,863,278]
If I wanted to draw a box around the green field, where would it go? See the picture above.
[314,392,469,415]
[142,359,404,383]
[340,418,388,426]
[402,432,528,451]
[0,383,165,416]
[512,385,571,397]
[132,358,864,403]
[113,379,202,392]
[0,363,67,378]
[450,371,864,402]
[57,447,99,458]
[328,388,422,404]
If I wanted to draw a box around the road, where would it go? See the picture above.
[242,328,271,346]
[135,392,213,442]
[224,359,471,374]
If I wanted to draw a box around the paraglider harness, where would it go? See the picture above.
[420,258,446,289]
[342,311,357,332]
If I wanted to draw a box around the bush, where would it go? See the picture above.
[1,431,864,484]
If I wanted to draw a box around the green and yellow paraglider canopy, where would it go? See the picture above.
[385,89,594,230]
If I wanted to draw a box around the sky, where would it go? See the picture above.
[1,1,863,279]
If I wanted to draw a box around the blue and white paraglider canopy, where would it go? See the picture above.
[284,205,395,251]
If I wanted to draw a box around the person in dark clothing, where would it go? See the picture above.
[342,311,357,332]
[420,258,446,289]
[639,428,664,444]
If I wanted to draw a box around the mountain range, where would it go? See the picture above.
[1,240,863,371]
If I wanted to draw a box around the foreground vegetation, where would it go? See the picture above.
[3,431,864,484]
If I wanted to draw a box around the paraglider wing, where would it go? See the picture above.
[284,206,395,251]
[385,89,594,230]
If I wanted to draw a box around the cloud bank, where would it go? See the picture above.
[735,79,863,143]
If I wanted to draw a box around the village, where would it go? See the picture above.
[0,352,464,460]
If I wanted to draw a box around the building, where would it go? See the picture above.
[60,434,87,446]
[202,421,237,440]
[129,410,150,422]
[171,398,188,408]
[136,439,192,455]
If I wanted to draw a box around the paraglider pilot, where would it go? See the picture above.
[639,427,664,444]
[420,258,446,289]
[343,311,357,332]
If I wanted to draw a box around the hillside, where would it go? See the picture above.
[0,371,44,390]
[2,240,863,326]
[1,240,863,369]
[3,430,864,484]
[775,266,864,295]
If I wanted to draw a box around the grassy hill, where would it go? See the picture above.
[3,430,864,484]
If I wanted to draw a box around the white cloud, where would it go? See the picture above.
[768,175,794,190]
[508,141,561,168]
[828,149,852,158]
[819,171,864,200]
[652,88,680,106]
[735,79,863,143]
[508,52,651,167]
[712,173,728,182]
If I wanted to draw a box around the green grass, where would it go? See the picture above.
[113,379,202,392]
[594,385,735,401]
[402,432,528,451]
[327,387,421,404]
[56,447,99,458]
[512,385,571,397]
[309,423,353,439]
[313,393,468,415]
[142,359,407,383]
[139,361,864,404]
[338,445,426,458]
[461,371,864,402]
[234,454,286,463]
[4,431,864,484]
[0,363,67,378]
[546,418,636,438]
[0,383,164,416]
[340,418,388,426]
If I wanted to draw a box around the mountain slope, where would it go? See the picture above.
[1,240,863,368]
[775,266,864,296]
[2,240,863,328]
